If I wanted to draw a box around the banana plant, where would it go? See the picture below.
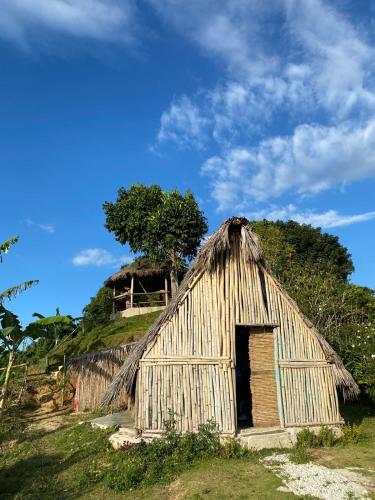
[0,237,39,303]
[0,236,39,411]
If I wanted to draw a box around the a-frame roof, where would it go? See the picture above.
[102,217,359,406]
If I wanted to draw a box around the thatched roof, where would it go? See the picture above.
[101,217,359,407]
[66,343,136,372]
[104,256,169,287]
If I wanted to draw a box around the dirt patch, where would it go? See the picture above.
[167,479,185,500]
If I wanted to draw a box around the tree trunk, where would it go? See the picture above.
[169,251,180,298]
[0,350,14,414]
[170,268,179,298]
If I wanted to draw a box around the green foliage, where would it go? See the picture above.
[81,417,251,493]
[0,236,38,303]
[81,286,113,332]
[49,311,160,363]
[252,220,375,402]
[103,184,208,293]
[296,426,337,448]
[0,413,27,445]
[288,446,313,464]
[253,220,354,280]
[221,437,249,459]
[341,423,362,444]
[22,308,79,364]
[0,236,19,261]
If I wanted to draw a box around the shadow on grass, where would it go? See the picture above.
[0,443,104,499]
[0,453,69,499]
[340,400,375,426]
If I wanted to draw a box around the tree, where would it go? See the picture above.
[82,286,113,332]
[252,220,354,280]
[0,237,38,412]
[251,220,375,401]
[0,237,38,303]
[104,185,208,296]
[0,307,40,412]
[25,308,80,350]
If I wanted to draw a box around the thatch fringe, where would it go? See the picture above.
[262,265,360,399]
[101,217,359,407]
[67,344,135,371]
[67,344,135,411]
[105,256,168,286]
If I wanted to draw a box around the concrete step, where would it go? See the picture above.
[109,427,142,449]
[238,429,293,450]
[90,412,134,430]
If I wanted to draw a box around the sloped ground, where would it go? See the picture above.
[50,311,161,363]
[0,402,374,499]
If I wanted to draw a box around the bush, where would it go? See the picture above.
[94,417,250,492]
[341,423,362,444]
[221,437,249,459]
[296,426,337,448]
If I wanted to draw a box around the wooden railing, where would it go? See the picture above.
[113,290,169,309]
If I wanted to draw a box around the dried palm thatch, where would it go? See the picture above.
[67,343,135,411]
[101,217,359,408]
[105,256,168,287]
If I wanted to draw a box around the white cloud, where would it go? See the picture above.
[157,96,210,150]
[202,119,375,209]
[0,0,136,50]
[153,0,375,206]
[247,204,375,228]
[72,248,132,268]
[26,219,55,234]
[152,0,375,121]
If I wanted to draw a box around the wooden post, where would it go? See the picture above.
[130,276,134,309]
[0,350,14,413]
[61,355,66,408]
[112,287,116,314]
[165,277,169,305]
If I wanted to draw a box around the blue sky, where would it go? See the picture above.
[1,0,375,326]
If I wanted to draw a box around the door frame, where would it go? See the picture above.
[234,323,283,431]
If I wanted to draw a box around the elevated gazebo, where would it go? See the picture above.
[105,257,171,319]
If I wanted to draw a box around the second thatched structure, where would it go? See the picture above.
[67,344,134,411]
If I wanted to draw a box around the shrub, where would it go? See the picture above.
[341,423,362,444]
[289,446,313,464]
[221,437,249,459]
[296,426,337,448]
[103,416,249,492]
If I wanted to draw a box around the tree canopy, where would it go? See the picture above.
[251,219,374,401]
[252,220,354,280]
[103,185,208,295]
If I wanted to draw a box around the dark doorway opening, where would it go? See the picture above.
[235,326,253,428]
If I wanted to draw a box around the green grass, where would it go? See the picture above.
[0,416,293,500]
[311,402,375,475]
[49,311,161,363]
[1,403,374,499]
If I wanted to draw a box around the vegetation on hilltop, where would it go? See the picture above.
[49,311,161,363]
[253,220,375,401]
[103,184,208,296]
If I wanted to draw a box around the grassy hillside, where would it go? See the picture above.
[50,311,161,363]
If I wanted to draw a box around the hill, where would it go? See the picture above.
[49,311,161,364]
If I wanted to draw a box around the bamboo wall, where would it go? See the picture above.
[136,235,341,433]
[68,347,131,411]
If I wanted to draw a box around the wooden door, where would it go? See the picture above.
[249,330,279,427]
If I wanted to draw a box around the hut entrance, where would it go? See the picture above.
[235,325,279,429]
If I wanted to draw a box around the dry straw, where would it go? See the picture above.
[101,217,359,429]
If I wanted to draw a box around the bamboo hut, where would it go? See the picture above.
[67,344,134,411]
[102,217,359,435]
[105,257,171,319]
